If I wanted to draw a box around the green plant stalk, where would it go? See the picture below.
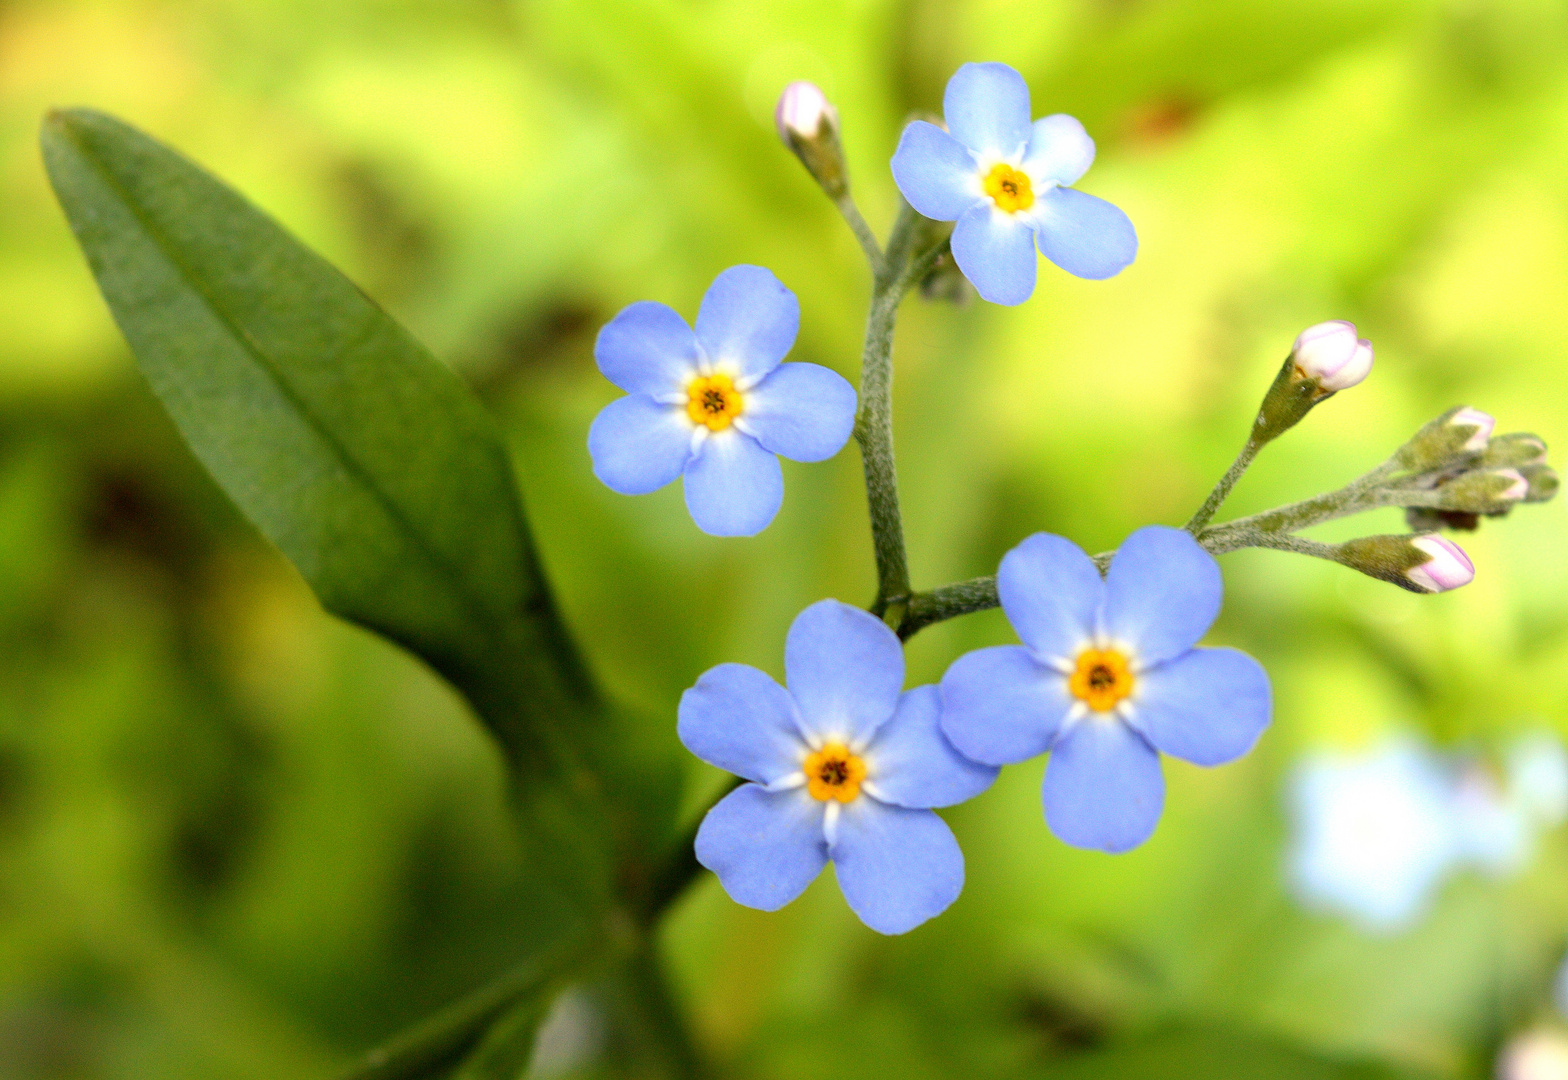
[853,199,951,624]
[1185,437,1264,534]
[833,193,883,275]
[902,459,1419,636]
[854,202,917,619]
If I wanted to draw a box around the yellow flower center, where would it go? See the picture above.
[803,742,867,803]
[685,373,744,431]
[982,162,1034,214]
[1068,648,1135,713]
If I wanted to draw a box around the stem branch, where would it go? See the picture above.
[1186,438,1262,533]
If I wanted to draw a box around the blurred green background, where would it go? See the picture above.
[4,0,1568,1076]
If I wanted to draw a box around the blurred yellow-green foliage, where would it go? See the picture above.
[4,0,1568,1076]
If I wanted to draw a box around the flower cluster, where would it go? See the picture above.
[581,60,1552,935]
[680,528,1269,931]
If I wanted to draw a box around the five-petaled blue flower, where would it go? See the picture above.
[680,599,998,934]
[939,526,1271,853]
[891,61,1137,306]
[588,265,857,536]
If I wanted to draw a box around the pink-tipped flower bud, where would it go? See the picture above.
[1495,468,1530,502]
[1398,405,1497,471]
[1446,406,1494,452]
[775,82,848,197]
[1406,535,1475,593]
[1251,321,1376,445]
[776,81,836,143]
[1483,432,1548,469]
[1292,320,1374,392]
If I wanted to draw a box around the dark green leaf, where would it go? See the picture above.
[40,109,618,898]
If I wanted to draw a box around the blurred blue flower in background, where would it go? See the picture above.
[1287,733,1568,933]
[939,526,1271,853]
[680,600,997,934]
[588,265,856,536]
[891,61,1137,305]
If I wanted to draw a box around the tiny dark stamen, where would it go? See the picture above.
[1088,665,1116,690]
[819,759,848,785]
[702,389,726,413]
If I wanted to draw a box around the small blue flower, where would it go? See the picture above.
[890,61,1137,305]
[588,265,856,536]
[1288,735,1551,933]
[680,599,998,934]
[939,526,1271,853]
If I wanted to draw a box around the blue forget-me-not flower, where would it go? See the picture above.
[680,600,998,934]
[939,526,1271,853]
[588,265,856,536]
[1289,733,1568,933]
[891,62,1137,305]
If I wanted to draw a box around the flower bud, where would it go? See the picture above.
[1482,432,1548,469]
[776,81,848,198]
[1405,535,1475,593]
[1435,468,1528,511]
[1250,321,1375,447]
[1292,320,1374,392]
[1333,533,1473,593]
[1521,462,1559,503]
[1394,405,1492,472]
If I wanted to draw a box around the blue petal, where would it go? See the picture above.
[694,265,800,382]
[939,645,1072,766]
[1042,718,1164,853]
[595,300,701,395]
[678,663,809,784]
[891,121,982,221]
[951,204,1037,306]
[997,532,1103,661]
[695,784,827,912]
[943,61,1031,158]
[864,685,998,809]
[741,362,856,463]
[681,431,782,536]
[1103,526,1222,667]
[785,599,904,746]
[1028,186,1137,280]
[1127,647,1272,767]
[587,394,692,495]
[831,799,963,934]
[1021,114,1096,186]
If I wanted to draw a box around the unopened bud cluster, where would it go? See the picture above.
[1389,406,1556,531]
